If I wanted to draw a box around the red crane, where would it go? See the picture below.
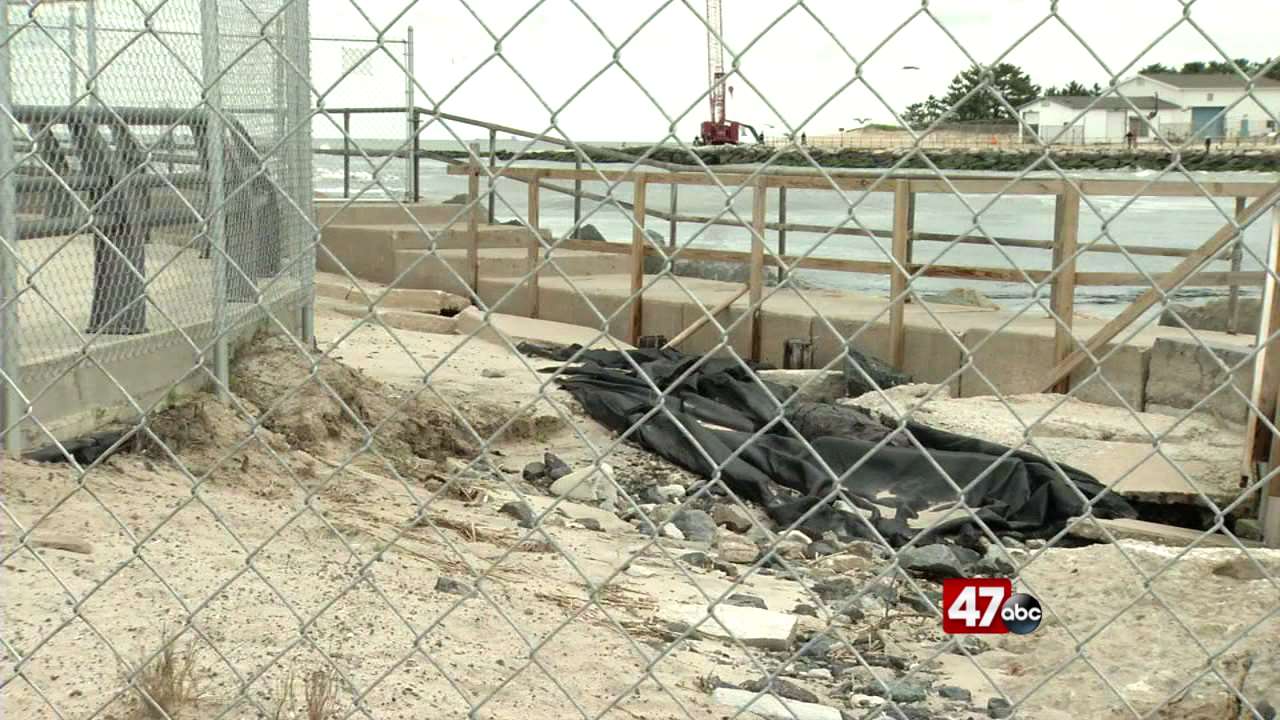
[697,0,762,146]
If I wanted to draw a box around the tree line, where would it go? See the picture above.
[901,59,1280,129]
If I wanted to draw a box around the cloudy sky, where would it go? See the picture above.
[310,0,1280,142]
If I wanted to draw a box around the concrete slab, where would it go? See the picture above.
[1068,517,1260,548]
[710,688,842,720]
[662,602,798,650]
[315,200,463,227]
[1145,337,1255,424]
[454,307,632,351]
[1072,442,1233,507]
[314,274,467,314]
[319,298,456,335]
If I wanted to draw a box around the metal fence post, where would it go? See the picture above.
[292,0,315,344]
[201,0,229,399]
[85,0,97,102]
[67,7,79,103]
[403,25,415,203]
[0,1,23,455]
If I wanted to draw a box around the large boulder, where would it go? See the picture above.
[571,223,607,242]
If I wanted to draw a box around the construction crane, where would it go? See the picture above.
[697,0,763,146]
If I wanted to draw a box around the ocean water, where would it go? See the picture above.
[314,145,1278,318]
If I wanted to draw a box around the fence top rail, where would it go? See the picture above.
[445,164,1277,198]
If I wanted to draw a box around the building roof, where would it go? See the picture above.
[1139,72,1280,89]
[1019,95,1181,111]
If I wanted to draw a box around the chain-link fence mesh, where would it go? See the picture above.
[4,2,1280,719]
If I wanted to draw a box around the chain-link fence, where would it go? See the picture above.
[4,2,1280,720]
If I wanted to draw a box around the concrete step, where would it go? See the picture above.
[394,248,631,296]
[454,306,632,351]
[315,200,463,227]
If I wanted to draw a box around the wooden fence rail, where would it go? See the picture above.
[453,165,1273,381]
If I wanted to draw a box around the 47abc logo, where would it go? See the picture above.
[941,579,1042,635]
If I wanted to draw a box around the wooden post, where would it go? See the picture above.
[1050,186,1081,394]
[467,142,481,294]
[629,175,648,344]
[342,111,350,199]
[573,155,583,231]
[1041,180,1280,391]
[1247,206,1280,546]
[749,178,767,361]
[888,180,914,369]
[777,186,787,286]
[488,128,497,225]
[1227,196,1246,334]
[527,172,541,318]
[668,184,678,250]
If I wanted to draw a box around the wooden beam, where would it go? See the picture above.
[1258,207,1280,547]
[1227,196,1247,334]
[527,172,541,318]
[1040,180,1280,393]
[749,179,767,361]
[663,285,750,350]
[1049,186,1081,394]
[629,175,648,344]
[889,180,913,368]
[448,164,1277,199]
[466,142,480,294]
[553,238,1264,289]
[1246,208,1280,479]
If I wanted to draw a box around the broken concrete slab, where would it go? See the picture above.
[1145,336,1254,424]
[1067,517,1261,548]
[549,464,618,511]
[757,369,846,404]
[710,687,843,720]
[320,299,456,335]
[454,306,633,352]
[663,602,798,650]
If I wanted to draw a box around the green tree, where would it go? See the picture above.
[1140,62,1175,74]
[1046,81,1101,96]
[904,63,1040,127]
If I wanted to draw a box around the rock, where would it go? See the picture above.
[725,593,768,610]
[549,464,617,510]
[661,523,686,541]
[988,697,1013,718]
[663,603,799,650]
[813,577,857,603]
[719,538,760,564]
[498,501,536,527]
[1254,699,1276,720]
[644,229,664,246]
[1158,297,1261,335]
[757,369,847,404]
[951,635,990,655]
[925,287,999,309]
[798,634,837,658]
[679,551,714,569]
[845,540,889,560]
[799,668,833,682]
[793,603,818,617]
[822,554,874,573]
[898,544,967,578]
[856,681,927,704]
[804,541,839,559]
[442,192,469,204]
[565,517,597,531]
[521,462,546,483]
[740,677,820,704]
[1236,518,1263,541]
[938,685,972,702]
[654,484,686,502]
[712,503,756,533]
[481,367,505,378]
[435,576,473,596]
[710,687,842,720]
[900,589,942,614]
[671,509,717,542]
[973,543,1017,576]
[864,654,910,671]
[543,452,572,481]
[1211,555,1280,581]
[571,223,607,242]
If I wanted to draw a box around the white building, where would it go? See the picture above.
[1018,72,1280,144]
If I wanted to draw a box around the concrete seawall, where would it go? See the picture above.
[318,201,1258,424]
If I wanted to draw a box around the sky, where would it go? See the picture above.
[311,1,1279,142]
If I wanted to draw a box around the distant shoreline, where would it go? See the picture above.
[313,143,1280,172]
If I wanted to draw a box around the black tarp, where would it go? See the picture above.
[521,343,1135,546]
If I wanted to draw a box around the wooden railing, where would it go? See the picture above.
[447,163,1276,376]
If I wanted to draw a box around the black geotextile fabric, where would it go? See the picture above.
[520,343,1137,546]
